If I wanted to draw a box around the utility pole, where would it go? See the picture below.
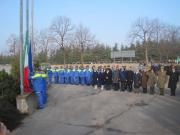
[20,0,24,95]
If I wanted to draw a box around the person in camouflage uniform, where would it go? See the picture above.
[147,68,157,94]
[157,66,167,95]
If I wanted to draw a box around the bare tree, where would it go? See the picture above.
[50,16,73,64]
[152,19,165,62]
[74,24,95,65]
[36,29,54,62]
[163,25,180,60]
[130,17,155,64]
[165,25,180,43]
[7,34,19,56]
[31,29,40,56]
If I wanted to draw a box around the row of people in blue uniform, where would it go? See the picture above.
[47,66,92,85]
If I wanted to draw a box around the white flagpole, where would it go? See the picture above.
[26,0,29,34]
[31,0,34,55]
[20,0,24,95]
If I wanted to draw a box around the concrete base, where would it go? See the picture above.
[16,92,37,114]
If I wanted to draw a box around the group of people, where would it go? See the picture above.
[47,66,92,85]
[46,64,179,96]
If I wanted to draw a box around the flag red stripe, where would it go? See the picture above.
[23,67,32,93]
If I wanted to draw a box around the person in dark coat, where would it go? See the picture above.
[119,67,127,91]
[97,66,105,89]
[133,69,142,92]
[97,66,102,88]
[167,65,179,96]
[99,67,105,90]
[112,65,120,91]
[104,66,112,90]
[92,66,98,89]
[126,67,134,92]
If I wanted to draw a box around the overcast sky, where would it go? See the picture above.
[0,0,180,54]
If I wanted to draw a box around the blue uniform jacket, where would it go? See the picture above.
[119,70,126,81]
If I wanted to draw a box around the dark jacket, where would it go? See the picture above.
[104,68,112,85]
[126,70,134,83]
[119,70,126,81]
[168,70,179,89]
[112,69,120,83]
[97,70,105,86]
[99,71,105,85]
[134,72,141,88]
[92,70,98,85]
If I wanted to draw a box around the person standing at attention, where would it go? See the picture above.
[147,67,157,95]
[141,68,148,93]
[167,65,179,96]
[157,66,167,96]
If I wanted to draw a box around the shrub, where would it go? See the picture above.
[0,70,20,105]
[0,55,26,131]
[0,99,26,131]
[11,55,20,80]
[0,69,25,131]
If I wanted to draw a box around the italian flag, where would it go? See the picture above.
[23,31,33,93]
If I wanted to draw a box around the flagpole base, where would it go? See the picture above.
[16,92,37,114]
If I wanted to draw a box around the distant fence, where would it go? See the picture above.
[51,63,139,68]
[111,51,135,59]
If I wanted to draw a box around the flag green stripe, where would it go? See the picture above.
[23,31,29,63]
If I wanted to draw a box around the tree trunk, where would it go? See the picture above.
[158,43,162,62]
[145,42,149,65]
[63,48,66,65]
[44,51,48,63]
[61,38,66,65]
[159,52,162,62]
[80,51,84,65]
[80,43,84,65]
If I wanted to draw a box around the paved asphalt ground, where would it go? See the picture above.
[13,84,180,135]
